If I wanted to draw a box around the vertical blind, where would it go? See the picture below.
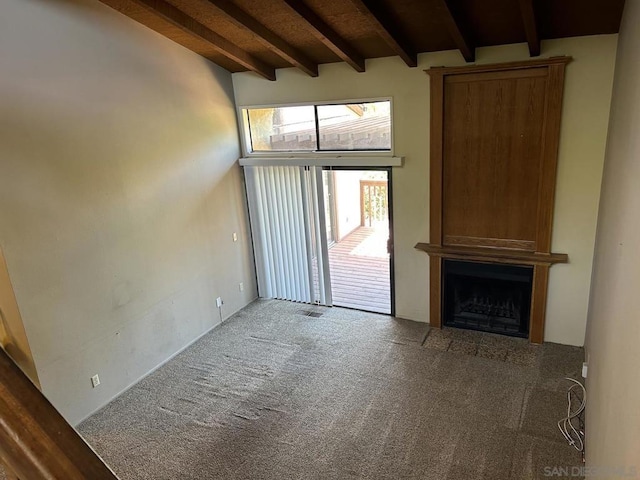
[245,166,332,306]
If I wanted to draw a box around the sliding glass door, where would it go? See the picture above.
[245,165,394,314]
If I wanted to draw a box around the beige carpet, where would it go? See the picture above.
[13,299,586,479]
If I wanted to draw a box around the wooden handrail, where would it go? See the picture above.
[0,347,119,479]
[3,465,19,480]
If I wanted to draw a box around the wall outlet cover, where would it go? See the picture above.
[91,374,101,388]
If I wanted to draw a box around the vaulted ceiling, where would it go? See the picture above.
[99,0,625,80]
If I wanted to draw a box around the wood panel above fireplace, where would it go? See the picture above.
[416,57,571,344]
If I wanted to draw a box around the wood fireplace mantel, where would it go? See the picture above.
[414,243,568,266]
[415,243,568,344]
[423,57,571,344]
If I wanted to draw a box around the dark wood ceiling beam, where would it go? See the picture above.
[518,0,541,56]
[349,0,417,67]
[205,0,318,77]
[282,0,365,72]
[129,0,276,80]
[433,0,475,63]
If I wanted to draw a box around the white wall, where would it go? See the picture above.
[334,171,362,241]
[584,0,640,472]
[0,0,256,424]
[234,35,618,346]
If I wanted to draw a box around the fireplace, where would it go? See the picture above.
[416,59,570,343]
[442,260,533,338]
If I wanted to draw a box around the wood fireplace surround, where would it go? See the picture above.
[415,57,571,344]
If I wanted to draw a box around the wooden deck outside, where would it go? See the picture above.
[328,226,391,314]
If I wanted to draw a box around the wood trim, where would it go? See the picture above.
[518,0,541,57]
[205,0,318,77]
[129,0,276,80]
[530,264,550,343]
[4,468,19,480]
[349,0,417,67]
[1,462,18,480]
[429,256,442,328]
[415,243,568,266]
[443,235,536,251]
[535,63,568,253]
[282,0,366,72]
[429,70,445,245]
[0,348,119,479]
[425,56,571,76]
[433,0,475,62]
[443,67,548,83]
[424,57,571,342]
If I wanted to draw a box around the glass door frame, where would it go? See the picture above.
[321,166,395,316]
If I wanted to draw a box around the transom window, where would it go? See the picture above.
[242,100,392,153]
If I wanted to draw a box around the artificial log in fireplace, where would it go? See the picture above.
[415,58,571,344]
[443,260,533,338]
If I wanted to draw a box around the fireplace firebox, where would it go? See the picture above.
[443,260,533,338]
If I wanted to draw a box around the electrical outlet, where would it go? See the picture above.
[582,362,588,378]
[216,297,223,308]
[239,282,244,292]
[91,374,101,388]
[232,232,238,242]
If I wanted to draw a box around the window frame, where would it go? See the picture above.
[237,97,394,158]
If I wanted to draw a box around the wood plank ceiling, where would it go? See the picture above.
[99,0,625,80]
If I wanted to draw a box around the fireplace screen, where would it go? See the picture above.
[443,260,533,338]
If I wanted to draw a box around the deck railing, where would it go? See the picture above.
[360,180,388,227]
[0,340,119,479]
